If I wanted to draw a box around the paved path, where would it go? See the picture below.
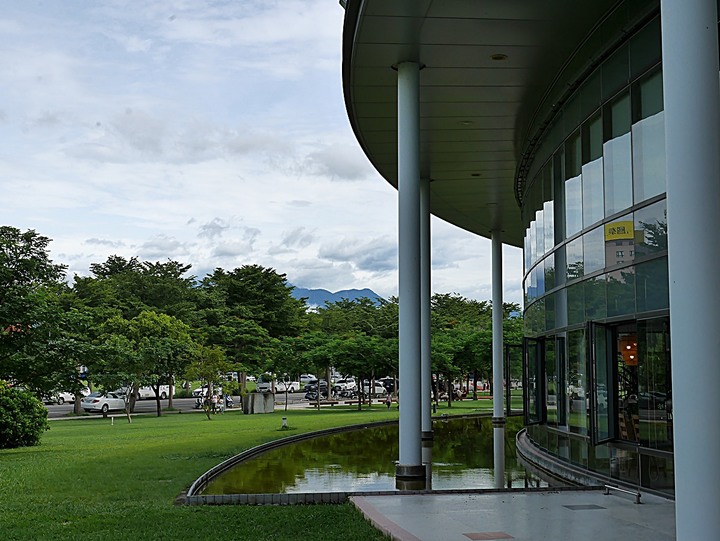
[351,489,676,541]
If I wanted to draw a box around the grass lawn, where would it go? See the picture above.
[0,400,503,541]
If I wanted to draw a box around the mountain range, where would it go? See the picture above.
[290,287,382,308]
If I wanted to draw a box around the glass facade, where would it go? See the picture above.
[521,15,673,496]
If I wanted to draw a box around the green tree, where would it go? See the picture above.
[203,265,307,338]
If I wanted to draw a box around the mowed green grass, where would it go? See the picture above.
[0,399,502,541]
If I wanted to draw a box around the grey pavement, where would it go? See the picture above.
[351,489,676,541]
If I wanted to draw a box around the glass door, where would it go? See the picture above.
[589,322,615,444]
[524,338,543,425]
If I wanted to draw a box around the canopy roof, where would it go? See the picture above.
[341,0,626,247]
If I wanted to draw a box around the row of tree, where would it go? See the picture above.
[0,226,523,418]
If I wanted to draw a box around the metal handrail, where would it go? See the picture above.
[604,484,642,504]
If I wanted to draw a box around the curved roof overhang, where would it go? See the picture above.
[341,0,630,247]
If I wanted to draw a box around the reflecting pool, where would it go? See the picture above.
[203,416,545,494]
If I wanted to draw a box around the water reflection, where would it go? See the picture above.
[204,417,542,495]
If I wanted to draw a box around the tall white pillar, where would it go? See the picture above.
[396,61,424,489]
[491,231,505,488]
[421,177,434,476]
[661,1,720,539]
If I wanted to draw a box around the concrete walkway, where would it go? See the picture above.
[351,489,676,541]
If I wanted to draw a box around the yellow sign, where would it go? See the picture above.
[604,221,634,241]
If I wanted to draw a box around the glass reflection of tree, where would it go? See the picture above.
[637,212,667,256]
[567,261,584,281]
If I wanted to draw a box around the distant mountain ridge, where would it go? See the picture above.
[290,287,382,307]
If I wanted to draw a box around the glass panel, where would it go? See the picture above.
[629,17,661,79]
[632,111,666,203]
[583,226,605,274]
[536,208,545,259]
[637,318,672,452]
[566,237,583,281]
[526,339,541,424]
[606,268,636,317]
[529,220,537,265]
[591,323,614,443]
[543,200,554,254]
[545,291,556,331]
[617,324,639,443]
[545,339,558,425]
[603,95,633,216]
[534,264,545,297]
[556,336,567,425]
[634,199,667,258]
[605,213,636,267]
[636,257,669,312]
[565,175,582,237]
[544,252,556,291]
[582,158,604,227]
[567,329,588,435]
[602,44,629,100]
[584,275,606,320]
[565,132,582,236]
[567,281,585,326]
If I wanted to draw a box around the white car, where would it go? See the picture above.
[299,374,317,385]
[136,386,171,399]
[276,380,301,393]
[42,391,75,405]
[192,385,222,398]
[334,378,357,391]
[81,392,126,413]
[363,382,387,397]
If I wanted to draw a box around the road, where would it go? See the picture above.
[44,393,310,419]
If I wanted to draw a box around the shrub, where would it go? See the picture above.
[0,381,50,449]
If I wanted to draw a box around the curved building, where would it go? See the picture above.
[342,1,720,539]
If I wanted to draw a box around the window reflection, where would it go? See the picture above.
[632,111,666,203]
[607,268,635,317]
[584,275,606,320]
[605,213,635,266]
[634,200,667,258]
[583,226,605,274]
[567,329,588,435]
[566,237,583,281]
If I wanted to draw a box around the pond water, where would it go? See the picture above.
[203,416,546,495]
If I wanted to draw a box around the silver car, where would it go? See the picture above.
[81,392,126,414]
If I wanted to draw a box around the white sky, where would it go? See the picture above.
[0,0,523,305]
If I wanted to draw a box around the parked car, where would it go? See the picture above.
[192,385,222,398]
[81,392,126,413]
[42,391,75,405]
[246,375,257,382]
[276,380,301,393]
[300,374,317,385]
[137,386,171,399]
[362,381,387,397]
[334,377,357,391]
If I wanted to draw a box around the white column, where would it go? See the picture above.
[421,177,434,477]
[491,231,505,488]
[661,2,720,539]
[396,61,424,488]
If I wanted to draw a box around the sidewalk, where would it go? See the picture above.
[351,489,676,541]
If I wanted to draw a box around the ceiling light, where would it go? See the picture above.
[491,53,508,61]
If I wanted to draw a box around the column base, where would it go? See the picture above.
[396,463,427,490]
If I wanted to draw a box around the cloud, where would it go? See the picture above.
[318,236,397,273]
[137,234,188,259]
[211,226,261,257]
[84,238,125,248]
[197,218,229,239]
[268,226,315,255]
[301,141,373,181]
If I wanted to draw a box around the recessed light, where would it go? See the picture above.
[491,53,508,61]
[460,120,473,126]
[471,173,481,177]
